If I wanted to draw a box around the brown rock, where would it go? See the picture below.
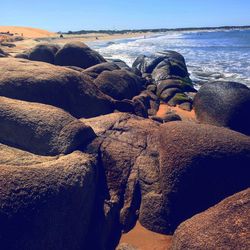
[0,58,114,118]
[161,113,181,122]
[0,48,9,57]
[156,122,250,234]
[171,188,250,250]
[0,144,97,250]
[94,69,144,100]
[14,53,29,59]
[0,97,96,156]
[84,62,120,77]
[82,113,160,249]
[55,41,106,68]
[28,43,60,64]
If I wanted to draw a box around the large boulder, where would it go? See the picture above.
[0,58,114,118]
[0,144,97,250]
[0,97,96,156]
[171,188,250,250]
[132,51,189,79]
[139,121,250,234]
[193,81,250,135]
[55,42,106,68]
[94,69,145,100]
[81,113,161,249]
[28,43,61,64]
[159,122,250,231]
[132,51,195,109]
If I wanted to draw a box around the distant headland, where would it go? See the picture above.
[63,25,250,35]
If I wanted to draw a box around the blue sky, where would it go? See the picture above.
[1,0,250,32]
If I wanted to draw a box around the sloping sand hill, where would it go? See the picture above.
[0,26,55,38]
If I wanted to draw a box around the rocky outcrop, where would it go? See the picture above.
[84,62,120,78]
[141,121,250,234]
[28,43,60,64]
[0,144,97,250]
[0,48,9,57]
[132,51,196,110]
[0,97,96,156]
[171,188,250,250]
[93,69,145,100]
[84,63,148,116]
[55,41,106,68]
[108,59,142,76]
[14,52,29,59]
[81,113,161,249]
[0,58,114,118]
[193,81,250,135]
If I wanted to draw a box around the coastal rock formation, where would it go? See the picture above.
[15,52,30,59]
[84,62,120,78]
[55,41,106,68]
[171,188,250,250]
[0,97,96,156]
[132,90,160,117]
[0,144,97,250]
[132,51,196,110]
[1,41,250,250]
[81,113,160,249]
[0,48,9,57]
[28,43,60,64]
[94,69,145,100]
[142,121,250,234]
[193,81,250,135]
[85,63,148,116]
[0,58,114,118]
[108,59,142,76]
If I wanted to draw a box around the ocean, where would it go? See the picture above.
[87,29,250,88]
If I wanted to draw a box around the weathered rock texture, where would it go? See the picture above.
[55,42,106,68]
[0,97,96,156]
[0,58,114,118]
[171,188,250,250]
[145,121,250,234]
[0,144,97,250]
[0,48,9,57]
[132,51,196,109]
[81,113,161,249]
[28,43,61,64]
[193,81,250,135]
[93,69,144,101]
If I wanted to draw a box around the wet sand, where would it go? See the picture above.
[119,222,172,250]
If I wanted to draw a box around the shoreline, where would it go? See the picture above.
[1,31,154,56]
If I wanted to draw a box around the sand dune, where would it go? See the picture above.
[0,26,55,38]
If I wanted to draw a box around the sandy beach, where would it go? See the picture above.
[0,26,153,56]
[119,222,172,250]
[157,104,196,122]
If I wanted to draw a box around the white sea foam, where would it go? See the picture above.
[87,30,250,87]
